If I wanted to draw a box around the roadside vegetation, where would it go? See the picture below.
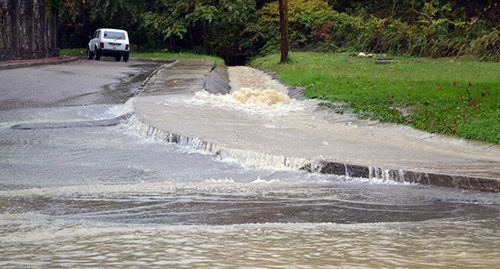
[57,0,499,64]
[248,0,499,61]
[251,52,499,144]
[59,48,87,57]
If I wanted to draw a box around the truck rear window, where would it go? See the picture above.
[104,31,125,40]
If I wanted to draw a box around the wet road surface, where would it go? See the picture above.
[0,59,161,110]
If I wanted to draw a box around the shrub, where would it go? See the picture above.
[248,0,500,60]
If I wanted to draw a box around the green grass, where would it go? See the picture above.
[59,48,87,56]
[60,49,225,67]
[130,51,225,67]
[250,52,499,144]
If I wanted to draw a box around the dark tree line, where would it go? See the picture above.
[56,0,499,64]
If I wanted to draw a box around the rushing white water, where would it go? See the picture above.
[193,88,298,117]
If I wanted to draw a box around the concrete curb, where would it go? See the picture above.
[302,161,499,192]
[132,61,499,192]
[204,65,231,95]
[0,56,79,70]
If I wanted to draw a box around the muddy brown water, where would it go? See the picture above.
[0,62,498,268]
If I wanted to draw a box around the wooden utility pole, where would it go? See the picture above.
[279,0,289,63]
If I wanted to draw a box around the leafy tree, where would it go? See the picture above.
[55,0,499,61]
[245,0,339,54]
[57,0,149,48]
[140,0,256,64]
[209,0,257,65]
[140,0,210,48]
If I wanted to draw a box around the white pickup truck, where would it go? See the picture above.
[87,28,130,62]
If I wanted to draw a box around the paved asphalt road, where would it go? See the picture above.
[0,59,160,110]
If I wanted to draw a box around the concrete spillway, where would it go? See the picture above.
[126,60,500,192]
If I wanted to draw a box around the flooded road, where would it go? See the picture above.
[0,61,499,268]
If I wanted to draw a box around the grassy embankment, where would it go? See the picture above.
[59,49,225,66]
[251,52,499,144]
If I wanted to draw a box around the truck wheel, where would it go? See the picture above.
[95,48,101,60]
[123,53,129,62]
[87,48,94,60]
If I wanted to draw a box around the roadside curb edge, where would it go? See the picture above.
[0,56,80,70]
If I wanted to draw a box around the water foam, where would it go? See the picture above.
[231,88,292,105]
[0,179,325,199]
[126,114,311,172]
[192,88,302,116]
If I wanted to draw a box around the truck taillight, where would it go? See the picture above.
[100,42,104,48]
[126,44,129,50]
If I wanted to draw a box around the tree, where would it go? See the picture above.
[279,0,288,63]
[139,0,256,64]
